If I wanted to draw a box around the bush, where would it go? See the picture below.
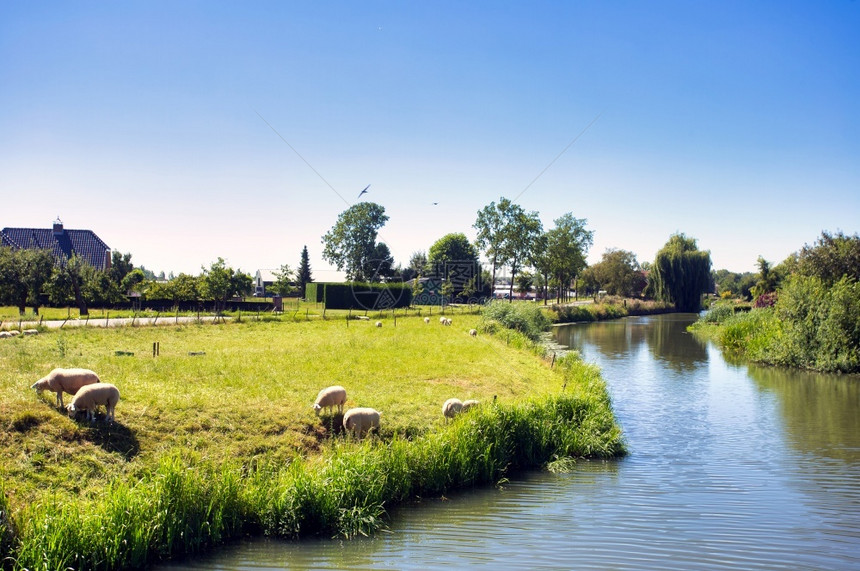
[479,300,550,342]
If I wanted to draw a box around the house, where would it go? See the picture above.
[1,218,111,271]
[254,269,279,297]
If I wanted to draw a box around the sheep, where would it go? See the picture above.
[444,318,452,326]
[9,330,21,336]
[375,321,383,328]
[424,317,430,324]
[67,382,120,423]
[31,367,101,408]
[442,397,463,421]
[343,407,381,437]
[22,329,39,335]
[469,329,477,337]
[0,332,10,339]
[313,385,347,416]
[462,399,480,412]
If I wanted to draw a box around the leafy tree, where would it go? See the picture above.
[121,268,147,294]
[428,233,482,300]
[367,242,395,282]
[109,251,134,286]
[201,258,235,312]
[401,250,428,282]
[297,245,313,298]
[499,205,542,302]
[541,213,593,303]
[713,269,756,300]
[515,271,534,297]
[0,248,55,315]
[322,202,389,282]
[474,198,511,287]
[795,230,860,285]
[269,264,295,296]
[588,249,646,297]
[231,270,254,298]
[651,233,712,312]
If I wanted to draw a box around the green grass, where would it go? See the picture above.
[0,312,623,569]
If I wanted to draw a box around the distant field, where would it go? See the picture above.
[0,312,566,510]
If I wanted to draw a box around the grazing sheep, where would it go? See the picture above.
[442,398,463,421]
[439,317,447,324]
[313,385,347,416]
[22,329,39,335]
[67,382,120,422]
[462,399,480,412]
[343,407,381,437]
[375,321,383,328]
[444,318,452,326]
[0,332,10,339]
[424,317,430,324]
[31,367,101,408]
[469,329,477,337]
[9,330,21,336]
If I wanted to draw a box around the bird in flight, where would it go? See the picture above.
[358,184,370,199]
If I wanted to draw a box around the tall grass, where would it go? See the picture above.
[9,389,623,570]
[480,300,550,341]
[549,298,674,324]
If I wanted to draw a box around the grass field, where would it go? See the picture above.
[0,311,624,568]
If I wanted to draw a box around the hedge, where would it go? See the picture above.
[307,282,412,310]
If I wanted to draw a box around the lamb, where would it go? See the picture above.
[469,329,477,337]
[442,397,463,421]
[313,385,347,416]
[444,318,452,326]
[424,317,431,324]
[375,321,383,327]
[462,399,480,412]
[342,407,381,437]
[31,367,101,408]
[67,382,120,422]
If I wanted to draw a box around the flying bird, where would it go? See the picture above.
[357,184,370,199]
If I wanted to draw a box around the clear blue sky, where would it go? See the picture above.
[2,1,858,278]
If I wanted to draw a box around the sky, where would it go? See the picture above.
[1,1,858,279]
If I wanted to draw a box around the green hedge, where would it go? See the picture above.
[308,282,412,310]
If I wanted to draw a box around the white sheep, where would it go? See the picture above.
[67,382,120,422]
[31,367,101,408]
[313,385,347,416]
[439,317,447,324]
[442,397,463,421]
[375,321,383,328]
[9,330,20,336]
[342,407,381,437]
[462,399,480,412]
[444,318,452,326]
[22,329,39,335]
[424,317,430,324]
[0,332,11,339]
[469,329,477,336]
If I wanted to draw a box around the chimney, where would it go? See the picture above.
[52,217,64,235]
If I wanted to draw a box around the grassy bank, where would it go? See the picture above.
[690,277,860,374]
[548,298,675,324]
[0,313,623,569]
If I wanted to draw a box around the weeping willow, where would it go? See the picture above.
[651,233,712,312]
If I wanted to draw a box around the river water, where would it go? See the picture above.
[161,314,860,570]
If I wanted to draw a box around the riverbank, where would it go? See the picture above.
[547,298,675,324]
[0,314,624,569]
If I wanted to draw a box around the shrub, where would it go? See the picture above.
[479,300,550,342]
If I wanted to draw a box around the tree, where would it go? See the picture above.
[297,245,313,298]
[496,203,542,302]
[651,233,712,312]
[0,247,55,315]
[795,230,860,285]
[428,233,481,300]
[367,242,395,282]
[515,271,534,298]
[201,258,235,312]
[542,213,593,303]
[269,264,295,296]
[322,202,389,282]
[589,249,646,297]
[474,198,511,287]
[109,251,134,287]
[121,268,147,295]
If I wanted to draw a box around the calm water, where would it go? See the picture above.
[161,314,860,570]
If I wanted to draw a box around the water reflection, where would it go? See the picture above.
[554,314,708,372]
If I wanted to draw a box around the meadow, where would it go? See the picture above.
[0,311,624,569]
